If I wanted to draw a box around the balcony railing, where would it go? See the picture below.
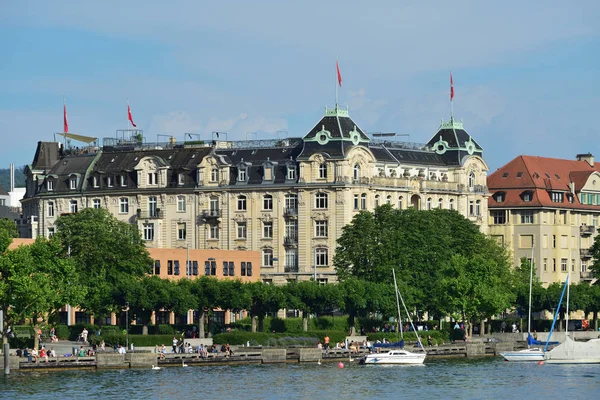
[283,207,298,218]
[137,210,162,219]
[201,209,222,219]
[580,249,592,259]
[580,225,595,236]
[284,236,298,247]
[284,265,299,273]
[580,271,594,280]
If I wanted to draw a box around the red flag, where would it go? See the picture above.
[450,72,454,101]
[336,60,342,87]
[128,104,137,127]
[63,102,69,133]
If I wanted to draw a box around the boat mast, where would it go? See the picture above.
[392,268,403,339]
[565,256,570,337]
[394,269,426,355]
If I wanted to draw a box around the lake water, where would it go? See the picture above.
[1,357,599,399]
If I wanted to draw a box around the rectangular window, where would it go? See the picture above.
[354,195,359,210]
[228,261,235,276]
[571,259,576,272]
[285,220,298,240]
[319,164,327,179]
[192,261,198,275]
[205,261,210,275]
[553,258,556,272]
[317,278,328,285]
[551,192,564,203]
[315,248,328,267]
[167,260,174,275]
[154,260,161,275]
[285,249,298,270]
[223,261,229,276]
[237,222,247,239]
[143,223,154,241]
[177,196,186,212]
[469,201,474,216]
[360,195,366,210]
[48,227,55,237]
[93,199,101,209]
[93,176,99,188]
[211,261,216,275]
[70,200,78,213]
[237,196,247,210]
[47,180,54,191]
[543,258,547,272]
[582,260,587,272]
[287,166,296,180]
[263,196,273,210]
[178,173,185,185]
[247,262,252,276]
[561,258,567,272]
[178,223,186,240]
[174,260,180,275]
[552,234,556,248]
[263,222,273,239]
[48,202,55,217]
[209,224,219,239]
[107,176,114,187]
[315,220,328,237]
[263,250,273,267]
[148,173,157,185]
[315,193,328,209]
[491,210,506,224]
[521,211,534,224]
[238,168,247,182]
[120,174,127,187]
[70,177,77,190]
[119,198,129,214]
[241,262,247,276]
[211,168,219,182]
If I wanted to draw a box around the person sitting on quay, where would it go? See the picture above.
[50,348,56,358]
[225,344,233,357]
[39,347,49,362]
[118,345,126,355]
[31,348,38,363]
[317,341,323,350]
[23,348,31,362]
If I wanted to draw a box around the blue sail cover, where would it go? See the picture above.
[372,340,405,349]
[528,333,558,346]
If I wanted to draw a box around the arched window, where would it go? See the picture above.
[468,172,475,189]
[386,195,392,205]
[398,196,404,209]
[360,193,367,210]
[426,197,432,210]
[237,195,247,211]
[374,195,380,208]
[353,164,361,181]
[476,200,481,216]
[438,198,444,209]
[449,198,455,210]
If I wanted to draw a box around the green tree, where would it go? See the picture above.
[54,208,152,317]
[512,257,545,332]
[246,282,286,332]
[588,234,600,279]
[0,218,18,252]
[127,276,174,335]
[190,276,221,338]
[339,278,396,335]
[0,236,85,349]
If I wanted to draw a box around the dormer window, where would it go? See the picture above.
[522,191,533,202]
[93,176,99,188]
[120,174,127,187]
[287,165,296,181]
[319,163,327,179]
[238,167,247,182]
[107,176,114,187]
[70,176,77,190]
[178,172,185,186]
[353,164,361,181]
[494,192,505,202]
[262,160,277,183]
[211,167,219,182]
[147,173,157,185]
[551,192,564,203]
[47,179,54,191]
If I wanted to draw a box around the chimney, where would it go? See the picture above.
[10,163,14,192]
[576,153,594,167]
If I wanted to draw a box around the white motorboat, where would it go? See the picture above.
[500,347,544,362]
[361,349,425,365]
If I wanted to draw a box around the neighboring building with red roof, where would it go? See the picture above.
[487,153,599,286]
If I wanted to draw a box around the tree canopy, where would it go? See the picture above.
[54,208,153,317]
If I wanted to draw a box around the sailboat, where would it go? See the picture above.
[501,245,545,362]
[543,266,600,364]
[361,269,426,365]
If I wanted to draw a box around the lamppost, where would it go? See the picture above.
[126,302,129,350]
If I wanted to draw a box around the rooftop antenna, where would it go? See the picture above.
[212,132,227,141]
[185,133,201,142]
[245,132,258,141]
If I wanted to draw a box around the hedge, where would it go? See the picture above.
[367,330,448,345]
[212,330,348,346]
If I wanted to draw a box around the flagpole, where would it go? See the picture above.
[450,71,454,121]
[127,99,130,130]
[335,60,338,108]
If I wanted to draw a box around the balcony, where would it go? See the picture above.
[580,271,594,280]
[580,249,592,259]
[284,265,299,273]
[580,225,595,236]
[137,209,163,219]
[283,207,298,218]
[201,209,222,220]
[283,236,298,247]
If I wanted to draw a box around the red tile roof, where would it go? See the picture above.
[488,155,600,209]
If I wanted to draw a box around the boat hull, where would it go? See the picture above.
[361,351,425,365]
[500,349,544,362]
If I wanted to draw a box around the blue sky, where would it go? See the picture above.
[1,0,599,172]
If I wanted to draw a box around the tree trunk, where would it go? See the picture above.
[480,320,485,336]
[198,310,205,338]
[251,316,257,333]
[302,312,308,332]
[142,324,148,336]
[348,314,356,335]
[33,323,40,350]
[258,316,264,333]
[594,311,598,332]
